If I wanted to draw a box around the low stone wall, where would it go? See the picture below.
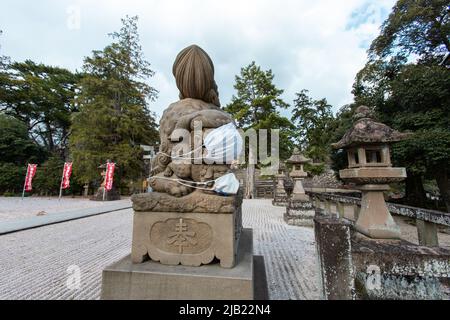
[310,192,450,246]
[314,211,450,300]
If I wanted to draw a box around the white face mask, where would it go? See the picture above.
[212,173,240,195]
[203,123,243,163]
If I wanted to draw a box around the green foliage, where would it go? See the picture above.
[0,60,79,156]
[369,0,450,63]
[0,113,45,164]
[225,61,294,160]
[354,62,450,176]
[329,104,356,175]
[352,0,450,209]
[0,162,26,194]
[291,89,335,163]
[70,16,159,185]
[305,163,326,176]
[32,156,64,195]
[0,30,10,97]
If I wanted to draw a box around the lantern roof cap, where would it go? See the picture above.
[287,148,311,164]
[332,106,410,149]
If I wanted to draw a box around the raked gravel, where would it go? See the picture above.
[0,199,322,300]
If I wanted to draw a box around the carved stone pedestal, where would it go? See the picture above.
[101,229,268,300]
[284,199,315,227]
[101,190,269,300]
[131,210,242,268]
[130,190,243,268]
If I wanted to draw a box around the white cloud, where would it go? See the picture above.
[0,0,396,119]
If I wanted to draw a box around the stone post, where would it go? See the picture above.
[416,219,439,246]
[314,215,355,300]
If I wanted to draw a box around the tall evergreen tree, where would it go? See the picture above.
[70,16,159,188]
[225,61,293,198]
[291,89,335,166]
[352,0,450,210]
[0,114,45,193]
[0,60,79,157]
[369,0,449,64]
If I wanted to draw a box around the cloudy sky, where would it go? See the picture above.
[0,0,395,119]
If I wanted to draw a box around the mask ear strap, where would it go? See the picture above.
[151,176,217,191]
[157,144,205,159]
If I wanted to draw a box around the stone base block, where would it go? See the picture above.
[132,208,242,268]
[90,187,121,201]
[272,200,288,207]
[284,199,315,226]
[288,199,313,210]
[272,194,288,207]
[101,229,267,300]
[291,194,310,202]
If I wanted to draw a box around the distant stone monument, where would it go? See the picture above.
[332,106,409,239]
[100,45,267,300]
[272,163,288,206]
[284,148,315,226]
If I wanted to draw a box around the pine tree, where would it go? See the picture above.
[291,89,335,166]
[225,61,294,198]
[70,16,159,188]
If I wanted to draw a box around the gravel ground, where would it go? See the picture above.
[0,197,130,223]
[0,199,322,300]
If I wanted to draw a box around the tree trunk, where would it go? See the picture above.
[45,121,54,152]
[404,172,427,208]
[435,167,450,212]
[245,163,255,199]
[245,147,256,199]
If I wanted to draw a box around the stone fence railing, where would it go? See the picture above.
[308,192,450,247]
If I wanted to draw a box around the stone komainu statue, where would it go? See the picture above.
[130,45,244,270]
[149,45,234,197]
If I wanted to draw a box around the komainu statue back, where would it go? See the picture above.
[131,45,243,268]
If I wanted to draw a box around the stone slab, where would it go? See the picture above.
[253,255,269,300]
[285,200,315,226]
[131,190,243,213]
[0,201,131,235]
[101,228,257,300]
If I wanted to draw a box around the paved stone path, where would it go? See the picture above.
[0,199,322,300]
[0,197,126,223]
[0,201,131,235]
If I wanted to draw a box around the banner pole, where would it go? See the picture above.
[103,162,107,201]
[59,163,65,200]
[22,164,29,200]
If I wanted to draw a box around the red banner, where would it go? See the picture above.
[24,164,37,192]
[104,163,115,191]
[61,162,73,190]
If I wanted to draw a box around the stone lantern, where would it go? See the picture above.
[332,106,410,239]
[272,162,288,206]
[284,148,314,226]
[286,148,311,201]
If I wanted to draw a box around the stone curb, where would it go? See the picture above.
[0,202,132,235]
